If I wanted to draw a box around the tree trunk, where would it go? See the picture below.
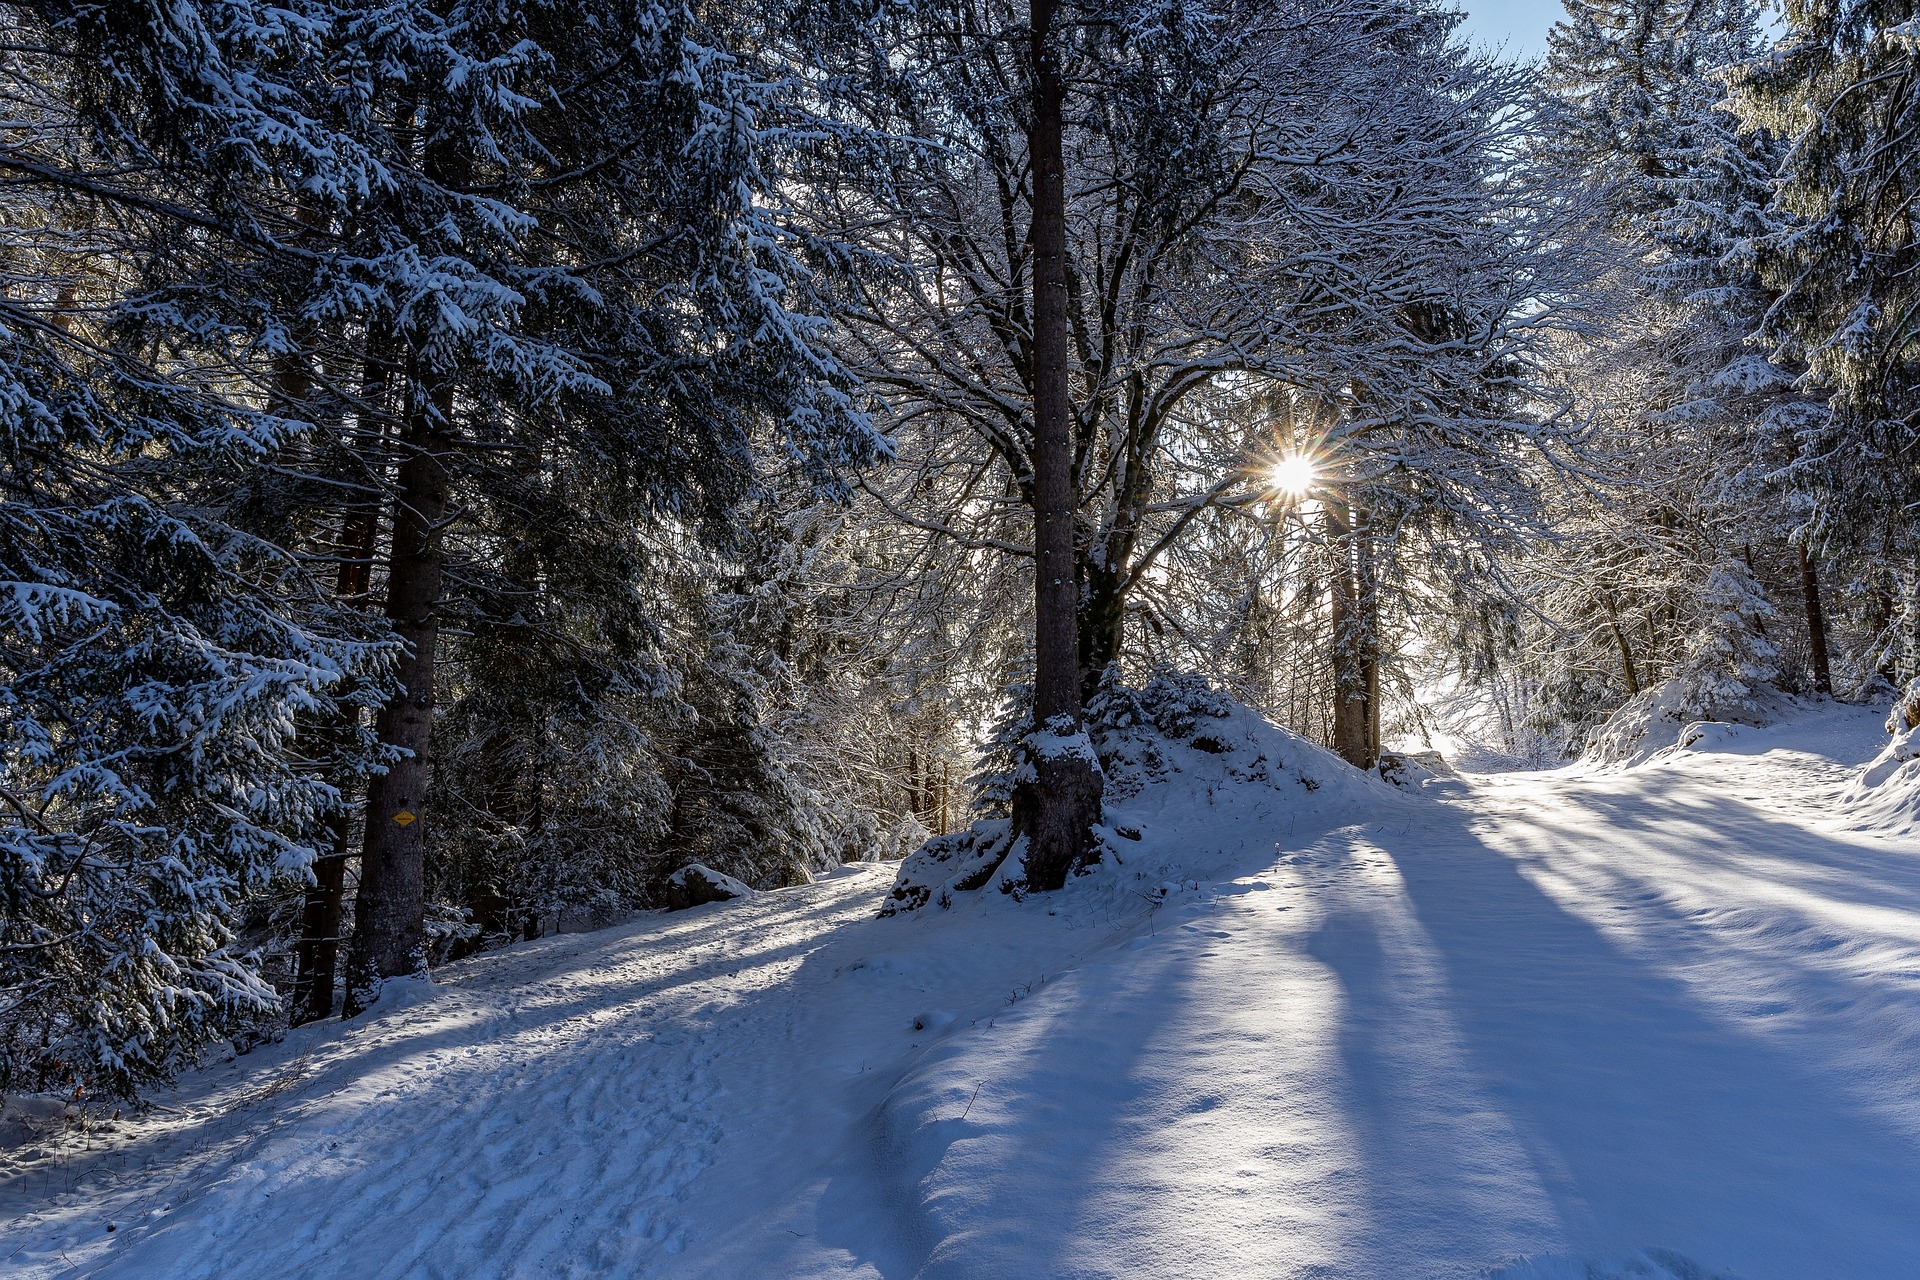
[1079,560,1127,699]
[296,477,383,1011]
[290,834,349,1023]
[1903,567,1920,687]
[1356,506,1381,767]
[268,324,369,1026]
[344,364,453,1013]
[290,504,379,1023]
[1603,592,1641,696]
[1799,545,1833,696]
[1016,0,1102,893]
[1326,498,1370,769]
[907,744,923,825]
[1867,567,1896,680]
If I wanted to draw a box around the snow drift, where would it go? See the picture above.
[1584,676,1797,767]
[1839,687,1920,837]
[882,669,1399,916]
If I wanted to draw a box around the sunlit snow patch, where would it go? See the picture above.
[880,669,1397,916]
[1586,677,1795,768]
[1842,709,1920,837]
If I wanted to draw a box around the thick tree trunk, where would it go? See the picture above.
[1799,545,1833,696]
[1017,0,1102,893]
[344,367,453,1013]
[1326,498,1370,769]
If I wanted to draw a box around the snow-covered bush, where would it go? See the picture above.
[1841,717,1920,837]
[1584,565,1790,766]
[1086,666,1237,741]
[966,666,1234,821]
[878,822,1019,916]
[1584,675,1795,767]
[1888,679,1920,735]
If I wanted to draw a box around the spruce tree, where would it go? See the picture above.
[1727,0,1920,550]
[0,0,399,1094]
[317,0,884,1010]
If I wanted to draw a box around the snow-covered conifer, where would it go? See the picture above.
[0,0,399,1094]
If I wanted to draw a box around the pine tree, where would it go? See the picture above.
[0,0,399,1095]
[1544,0,1752,210]
[315,0,885,1010]
[1725,0,1920,557]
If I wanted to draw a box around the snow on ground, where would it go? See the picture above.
[1841,715,1920,840]
[5,701,1920,1278]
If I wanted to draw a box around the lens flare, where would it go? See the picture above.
[1269,453,1318,498]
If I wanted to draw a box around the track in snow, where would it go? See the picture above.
[3,703,1919,1279]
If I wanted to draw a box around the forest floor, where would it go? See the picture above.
[4,702,1920,1279]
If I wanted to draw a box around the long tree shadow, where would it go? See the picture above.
[795,828,1434,1279]
[1334,796,1920,1279]
[0,876,895,1279]
[739,775,1920,1280]
[803,921,1211,1280]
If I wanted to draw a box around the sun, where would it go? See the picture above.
[1268,452,1318,498]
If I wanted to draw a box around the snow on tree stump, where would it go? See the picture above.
[662,864,757,911]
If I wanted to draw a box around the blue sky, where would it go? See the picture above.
[1453,0,1564,59]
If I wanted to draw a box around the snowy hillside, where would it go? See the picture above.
[6,700,1920,1279]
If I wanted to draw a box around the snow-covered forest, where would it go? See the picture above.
[8,0,1920,1273]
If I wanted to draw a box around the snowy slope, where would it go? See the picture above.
[6,702,1920,1279]
[1841,714,1920,839]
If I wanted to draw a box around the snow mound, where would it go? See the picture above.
[1675,719,1748,752]
[1378,749,1454,788]
[662,863,756,910]
[881,670,1399,916]
[879,820,1018,915]
[1841,721,1920,837]
[1585,678,1795,767]
[0,1097,75,1152]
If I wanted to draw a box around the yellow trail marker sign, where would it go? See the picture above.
[392,809,417,827]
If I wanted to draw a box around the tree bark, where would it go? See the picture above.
[1603,592,1641,696]
[1078,559,1127,698]
[267,321,366,1026]
[1867,568,1896,680]
[1356,506,1381,767]
[1017,0,1102,893]
[1799,544,1833,696]
[294,330,398,1020]
[1326,498,1370,769]
[1905,566,1920,687]
[291,491,381,1022]
[290,831,349,1022]
[344,364,452,1013]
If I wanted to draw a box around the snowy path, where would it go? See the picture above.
[4,705,1920,1278]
